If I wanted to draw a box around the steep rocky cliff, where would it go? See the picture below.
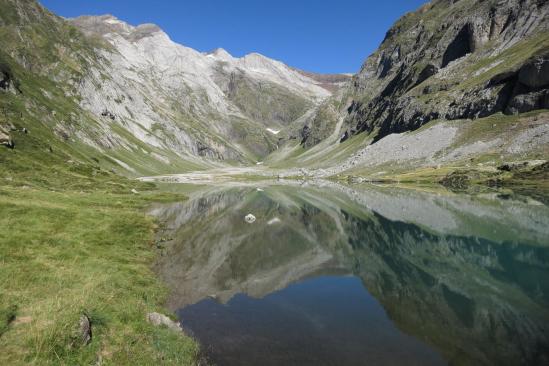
[303,0,549,146]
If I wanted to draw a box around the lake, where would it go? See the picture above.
[150,182,549,366]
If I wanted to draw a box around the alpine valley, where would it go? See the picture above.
[1,0,548,365]
[0,0,548,184]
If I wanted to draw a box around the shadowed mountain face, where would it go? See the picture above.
[151,184,549,366]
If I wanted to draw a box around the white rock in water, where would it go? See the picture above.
[245,214,256,223]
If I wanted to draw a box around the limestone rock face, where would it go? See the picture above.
[518,55,549,89]
[303,0,549,147]
[69,14,340,162]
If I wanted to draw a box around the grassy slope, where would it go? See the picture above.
[0,12,200,360]
[0,96,200,365]
[1,55,200,363]
[265,124,372,169]
[0,185,198,365]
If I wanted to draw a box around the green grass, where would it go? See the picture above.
[0,185,199,365]
[267,130,372,169]
[0,69,201,362]
[225,71,312,127]
[450,111,548,150]
[0,75,201,364]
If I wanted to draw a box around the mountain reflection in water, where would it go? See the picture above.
[150,184,549,366]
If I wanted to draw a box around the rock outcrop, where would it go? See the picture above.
[0,65,15,92]
[0,125,14,149]
[505,53,549,114]
[78,315,92,345]
[303,0,549,146]
[146,312,183,333]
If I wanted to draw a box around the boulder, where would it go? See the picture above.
[0,125,14,149]
[506,90,549,114]
[518,56,549,89]
[146,312,182,333]
[0,63,18,93]
[79,315,92,345]
[497,162,529,172]
[300,125,311,144]
[439,171,472,189]
[100,109,116,120]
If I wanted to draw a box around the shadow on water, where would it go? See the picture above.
[150,183,549,366]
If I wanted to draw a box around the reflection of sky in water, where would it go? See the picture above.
[179,276,445,366]
[152,185,549,366]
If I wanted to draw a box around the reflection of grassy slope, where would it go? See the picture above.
[340,184,549,246]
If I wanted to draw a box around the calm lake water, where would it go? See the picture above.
[150,183,549,366]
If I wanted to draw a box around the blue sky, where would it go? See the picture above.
[40,0,427,74]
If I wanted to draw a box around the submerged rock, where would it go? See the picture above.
[244,214,256,223]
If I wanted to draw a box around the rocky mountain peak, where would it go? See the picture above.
[71,15,165,42]
[207,48,235,62]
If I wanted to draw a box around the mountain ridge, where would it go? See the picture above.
[0,0,350,181]
[0,0,547,185]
